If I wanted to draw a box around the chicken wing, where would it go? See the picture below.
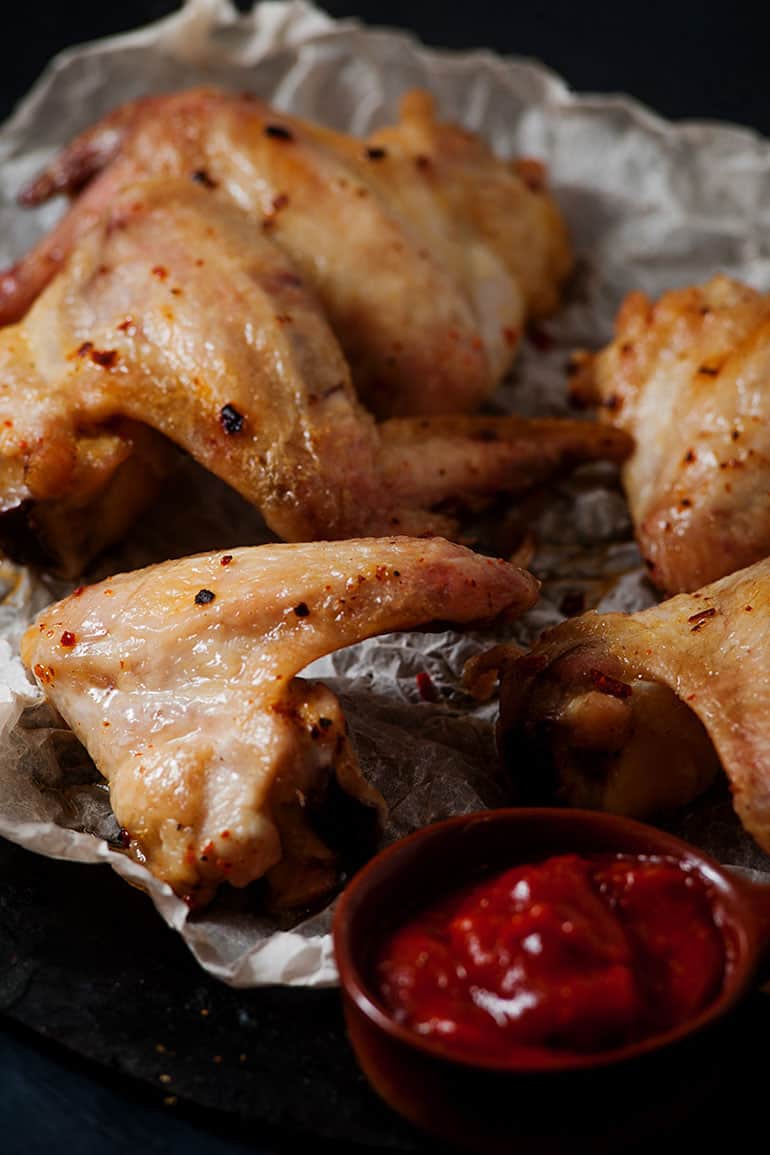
[22,537,538,907]
[0,178,628,576]
[572,275,770,593]
[1,87,572,416]
[496,556,770,854]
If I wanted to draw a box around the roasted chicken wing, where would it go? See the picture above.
[1,87,572,416]
[0,178,628,576]
[496,556,770,854]
[22,537,538,907]
[572,275,770,593]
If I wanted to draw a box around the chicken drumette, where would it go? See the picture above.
[496,556,770,854]
[22,536,538,907]
[1,87,572,417]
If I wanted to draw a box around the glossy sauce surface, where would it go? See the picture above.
[375,853,725,1060]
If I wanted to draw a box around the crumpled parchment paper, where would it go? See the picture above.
[1,0,769,986]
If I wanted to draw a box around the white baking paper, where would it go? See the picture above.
[1,0,769,987]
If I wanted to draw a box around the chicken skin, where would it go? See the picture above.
[1,87,572,417]
[497,556,770,855]
[572,275,770,593]
[22,537,538,907]
[0,178,628,576]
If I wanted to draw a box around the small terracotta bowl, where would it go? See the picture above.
[333,808,770,1155]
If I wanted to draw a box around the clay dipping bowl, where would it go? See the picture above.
[332,808,770,1154]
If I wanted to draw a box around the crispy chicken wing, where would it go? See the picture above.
[1,87,572,416]
[573,275,770,593]
[496,557,770,853]
[22,537,538,907]
[0,178,628,576]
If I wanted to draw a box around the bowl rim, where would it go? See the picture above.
[332,807,758,1074]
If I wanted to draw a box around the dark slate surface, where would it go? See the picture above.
[0,837,433,1153]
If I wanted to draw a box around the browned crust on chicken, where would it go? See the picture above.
[1,86,572,417]
[498,555,770,854]
[580,275,770,593]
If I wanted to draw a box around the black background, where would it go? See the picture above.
[1,3,767,1154]
[1,1,767,133]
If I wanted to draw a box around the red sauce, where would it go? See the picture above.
[375,853,725,1060]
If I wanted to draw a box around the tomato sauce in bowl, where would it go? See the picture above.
[334,810,770,1152]
[374,852,725,1061]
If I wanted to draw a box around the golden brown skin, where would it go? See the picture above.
[497,556,770,855]
[0,179,627,576]
[1,87,572,416]
[575,275,770,593]
[22,537,538,907]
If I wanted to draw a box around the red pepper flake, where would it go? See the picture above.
[220,830,231,840]
[3,419,12,428]
[72,585,85,597]
[679,497,692,509]
[33,663,55,685]
[514,156,547,192]
[264,123,293,141]
[90,348,119,369]
[528,325,553,352]
[195,588,216,606]
[745,605,754,612]
[683,449,696,465]
[117,317,136,334]
[293,602,310,617]
[698,364,720,377]
[588,668,632,699]
[117,827,131,848]
[191,168,218,189]
[688,607,717,632]
[687,607,716,623]
[220,554,233,566]
[76,341,94,357]
[60,630,76,647]
[416,671,439,702]
[272,192,289,213]
[152,265,168,280]
[366,146,387,160]
[219,404,245,435]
